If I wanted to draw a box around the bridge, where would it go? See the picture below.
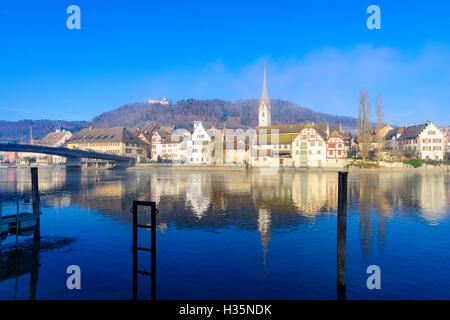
[0,143,136,168]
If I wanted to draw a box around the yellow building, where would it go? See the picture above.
[65,127,147,161]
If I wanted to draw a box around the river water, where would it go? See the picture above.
[0,167,449,299]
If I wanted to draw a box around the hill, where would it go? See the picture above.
[0,120,89,143]
[91,99,358,131]
[0,99,358,142]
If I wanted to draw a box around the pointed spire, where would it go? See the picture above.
[260,61,270,109]
[29,126,33,145]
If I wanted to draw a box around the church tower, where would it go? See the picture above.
[258,62,271,127]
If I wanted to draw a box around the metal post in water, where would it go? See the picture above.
[132,201,137,300]
[0,197,3,251]
[337,171,348,300]
[31,167,40,243]
[151,204,156,301]
[16,195,19,246]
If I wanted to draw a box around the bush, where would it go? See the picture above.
[404,159,422,168]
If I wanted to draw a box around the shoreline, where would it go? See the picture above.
[132,163,450,173]
[1,163,449,173]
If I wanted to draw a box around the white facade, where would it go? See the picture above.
[187,122,213,164]
[399,122,445,160]
[292,127,326,167]
[418,123,445,160]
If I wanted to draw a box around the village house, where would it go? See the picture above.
[36,129,73,164]
[251,124,304,167]
[223,130,250,165]
[438,126,450,154]
[150,129,178,161]
[397,121,444,160]
[341,131,356,152]
[65,127,147,162]
[326,131,346,161]
[385,126,406,151]
[4,152,18,164]
[292,124,327,167]
[187,121,213,164]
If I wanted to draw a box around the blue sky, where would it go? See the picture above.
[0,0,449,125]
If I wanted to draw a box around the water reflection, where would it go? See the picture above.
[1,167,450,299]
[1,168,449,253]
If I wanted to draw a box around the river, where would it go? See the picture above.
[0,167,449,299]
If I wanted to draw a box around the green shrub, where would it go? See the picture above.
[404,159,422,168]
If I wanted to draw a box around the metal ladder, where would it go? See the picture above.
[131,200,158,300]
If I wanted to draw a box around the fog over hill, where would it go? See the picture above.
[0,99,358,142]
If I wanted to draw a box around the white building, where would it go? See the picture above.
[397,121,445,160]
[292,124,327,167]
[187,121,213,164]
[36,129,73,164]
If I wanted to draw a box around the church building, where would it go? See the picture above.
[258,62,271,127]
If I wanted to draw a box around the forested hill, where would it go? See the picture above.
[0,120,89,143]
[91,99,358,130]
[0,99,358,142]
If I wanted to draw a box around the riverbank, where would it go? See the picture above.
[132,162,450,172]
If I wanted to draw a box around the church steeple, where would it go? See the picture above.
[258,61,271,127]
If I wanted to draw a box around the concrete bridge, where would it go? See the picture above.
[0,143,136,169]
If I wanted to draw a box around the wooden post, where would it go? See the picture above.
[16,195,19,246]
[151,203,156,301]
[0,197,3,250]
[31,167,40,243]
[337,171,348,300]
[132,201,137,300]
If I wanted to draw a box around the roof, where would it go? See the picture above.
[66,127,142,145]
[314,122,329,134]
[39,130,71,147]
[397,124,427,141]
[341,131,353,138]
[256,123,306,134]
[134,121,174,140]
[384,129,396,141]
[259,62,270,109]
[329,124,342,133]
[329,130,343,139]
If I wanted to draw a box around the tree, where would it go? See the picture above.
[358,88,371,162]
[376,93,384,165]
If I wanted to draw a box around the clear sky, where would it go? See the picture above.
[0,0,449,126]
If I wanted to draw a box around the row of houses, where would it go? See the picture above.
[384,121,447,161]
[1,65,449,166]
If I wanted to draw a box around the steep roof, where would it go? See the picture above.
[313,126,328,140]
[314,122,329,134]
[256,123,306,134]
[39,130,71,147]
[397,124,427,141]
[384,129,396,141]
[259,62,270,109]
[329,130,343,139]
[67,127,142,145]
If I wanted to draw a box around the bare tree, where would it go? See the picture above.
[358,88,371,162]
[376,93,385,164]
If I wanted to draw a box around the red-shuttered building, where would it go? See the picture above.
[326,131,346,159]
